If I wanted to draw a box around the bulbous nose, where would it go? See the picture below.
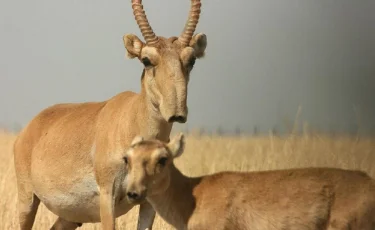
[168,115,187,123]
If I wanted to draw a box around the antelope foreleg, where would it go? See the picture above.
[137,200,156,230]
[99,186,116,230]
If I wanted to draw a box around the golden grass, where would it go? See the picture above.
[1,131,375,229]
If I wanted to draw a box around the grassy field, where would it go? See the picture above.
[1,130,375,229]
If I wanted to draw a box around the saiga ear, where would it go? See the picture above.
[131,135,144,146]
[189,33,207,58]
[167,133,185,158]
[123,34,144,59]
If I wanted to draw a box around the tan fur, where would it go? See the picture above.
[124,133,375,230]
[13,33,207,230]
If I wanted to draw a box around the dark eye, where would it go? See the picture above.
[123,156,128,164]
[158,157,168,166]
[141,57,152,67]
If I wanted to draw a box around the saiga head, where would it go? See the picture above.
[124,133,185,203]
[124,0,207,124]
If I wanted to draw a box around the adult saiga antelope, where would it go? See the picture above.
[13,0,207,229]
[124,133,375,230]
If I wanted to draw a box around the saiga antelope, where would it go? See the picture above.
[124,133,375,230]
[13,0,207,229]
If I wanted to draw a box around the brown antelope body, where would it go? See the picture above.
[13,1,207,229]
[124,133,375,230]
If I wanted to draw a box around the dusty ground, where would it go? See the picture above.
[1,131,374,229]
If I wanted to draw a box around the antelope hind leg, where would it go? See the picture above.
[17,190,40,230]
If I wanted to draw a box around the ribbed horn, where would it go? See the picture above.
[131,0,159,45]
[178,0,202,47]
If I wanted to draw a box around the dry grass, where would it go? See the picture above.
[1,130,375,229]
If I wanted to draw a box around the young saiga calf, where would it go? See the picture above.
[123,133,375,230]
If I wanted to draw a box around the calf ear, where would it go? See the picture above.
[123,34,144,59]
[167,133,185,158]
[189,33,207,58]
[131,135,144,146]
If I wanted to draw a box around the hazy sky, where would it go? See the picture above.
[1,0,375,134]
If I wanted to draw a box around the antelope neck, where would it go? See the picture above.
[124,70,172,142]
[147,164,202,230]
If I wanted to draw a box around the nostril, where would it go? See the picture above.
[168,116,186,123]
[177,116,186,123]
[168,116,176,123]
[127,192,139,200]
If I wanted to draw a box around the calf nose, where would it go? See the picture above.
[127,191,140,200]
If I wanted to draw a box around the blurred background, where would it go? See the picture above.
[1,0,375,136]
